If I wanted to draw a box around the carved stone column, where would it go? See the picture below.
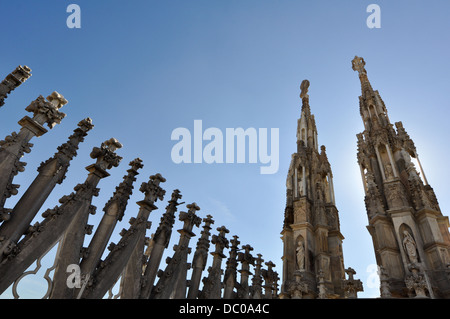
[316,269,327,299]
[77,158,143,294]
[378,266,392,298]
[236,244,254,299]
[0,118,93,261]
[262,261,278,299]
[187,215,214,299]
[0,92,67,221]
[50,138,123,299]
[223,235,240,299]
[251,253,264,299]
[0,65,32,107]
[152,203,201,299]
[82,173,166,299]
[139,189,183,299]
[119,173,166,299]
[199,226,229,299]
[0,138,120,295]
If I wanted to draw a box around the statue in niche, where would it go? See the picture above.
[384,162,394,179]
[298,179,304,196]
[402,230,419,264]
[296,241,305,270]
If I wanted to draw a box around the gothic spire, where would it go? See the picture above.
[0,138,122,295]
[0,118,94,262]
[0,65,32,108]
[352,56,374,99]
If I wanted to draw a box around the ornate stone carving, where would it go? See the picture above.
[262,260,278,299]
[286,270,309,299]
[300,79,310,99]
[405,263,428,298]
[342,267,363,299]
[378,266,392,298]
[0,65,32,107]
[25,92,68,129]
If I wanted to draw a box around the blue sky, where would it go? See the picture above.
[1,0,450,298]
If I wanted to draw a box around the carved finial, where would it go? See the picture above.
[352,56,366,75]
[300,79,310,99]
[179,203,202,233]
[139,173,166,203]
[103,138,123,152]
[345,267,357,280]
[90,138,123,171]
[212,226,230,255]
[25,92,68,128]
[230,235,240,248]
[0,65,32,107]
[129,158,144,171]
[46,91,68,109]
[187,202,200,213]
[77,118,94,132]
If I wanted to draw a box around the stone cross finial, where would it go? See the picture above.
[352,56,366,75]
[46,91,68,109]
[300,79,310,99]
[239,244,255,263]
[179,203,202,234]
[230,235,240,248]
[342,267,363,298]
[77,117,94,133]
[187,202,200,213]
[345,267,356,280]
[24,92,68,129]
[212,226,230,255]
[103,137,123,152]
[139,173,166,204]
[170,189,182,202]
[89,138,123,172]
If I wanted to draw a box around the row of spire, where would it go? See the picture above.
[0,66,279,299]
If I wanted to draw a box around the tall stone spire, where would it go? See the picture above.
[77,158,143,294]
[151,202,202,299]
[223,235,240,299]
[82,173,166,299]
[50,138,123,299]
[139,189,183,299]
[281,80,349,299]
[0,118,94,261]
[0,65,32,108]
[262,260,278,299]
[187,214,214,299]
[199,225,229,299]
[352,56,450,298]
[0,138,121,295]
[251,253,264,299]
[236,244,254,299]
